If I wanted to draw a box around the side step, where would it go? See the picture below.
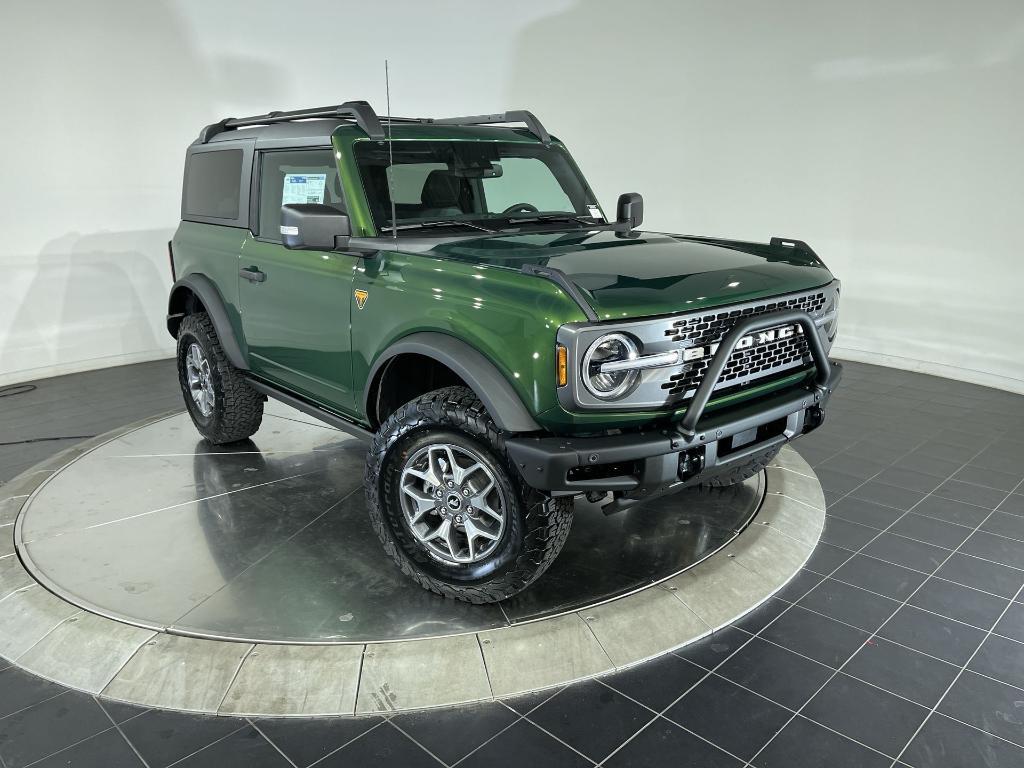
[246,377,374,443]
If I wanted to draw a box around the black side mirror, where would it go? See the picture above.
[616,193,644,230]
[281,204,351,250]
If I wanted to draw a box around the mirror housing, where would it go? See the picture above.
[616,193,644,230]
[280,204,350,250]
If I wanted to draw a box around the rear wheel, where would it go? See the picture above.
[365,386,574,603]
[176,312,264,444]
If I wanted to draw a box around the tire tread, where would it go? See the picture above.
[177,312,263,444]
[365,386,573,604]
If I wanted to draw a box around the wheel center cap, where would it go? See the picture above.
[446,494,462,511]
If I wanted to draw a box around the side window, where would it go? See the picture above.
[184,149,243,219]
[258,149,342,241]
[482,157,573,213]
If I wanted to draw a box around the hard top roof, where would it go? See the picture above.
[202,119,550,148]
[196,101,552,147]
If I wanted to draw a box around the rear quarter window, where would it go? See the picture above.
[184,149,243,219]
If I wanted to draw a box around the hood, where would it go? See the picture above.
[426,230,834,320]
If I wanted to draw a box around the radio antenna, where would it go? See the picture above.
[385,60,398,244]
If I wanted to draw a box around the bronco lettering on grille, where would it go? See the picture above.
[681,324,802,362]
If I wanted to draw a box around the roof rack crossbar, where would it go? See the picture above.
[198,100,386,143]
[197,103,552,145]
[433,110,551,144]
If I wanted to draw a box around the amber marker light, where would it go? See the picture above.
[556,345,568,387]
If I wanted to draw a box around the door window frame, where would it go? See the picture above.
[250,146,342,242]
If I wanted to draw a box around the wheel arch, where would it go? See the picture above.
[166,274,248,370]
[365,333,542,434]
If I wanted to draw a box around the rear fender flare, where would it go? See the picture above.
[166,274,248,370]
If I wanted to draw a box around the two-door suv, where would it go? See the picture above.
[167,101,842,603]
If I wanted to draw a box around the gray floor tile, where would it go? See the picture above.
[582,586,709,665]
[874,467,945,494]
[832,554,928,601]
[850,481,925,511]
[913,495,991,528]
[908,578,1009,628]
[953,464,1023,493]
[221,644,363,716]
[0,587,81,660]
[357,634,490,713]
[828,496,904,530]
[103,635,252,712]
[961,530,1024,570]
[887,513,973,550]
[17,614,155,694]
[932,553,1024,599]
[995,493,1024,517]
[934,480,1010,510]
[481,614,613,698]
[937,671,1024,748]
[981,511,1024,543]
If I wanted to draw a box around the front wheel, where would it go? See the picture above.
[365,387,574,604]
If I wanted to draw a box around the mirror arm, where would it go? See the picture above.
[338,237,380,257]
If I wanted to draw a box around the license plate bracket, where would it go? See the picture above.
[730,426,759,450]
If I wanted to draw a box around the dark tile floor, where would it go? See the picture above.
[1,359,1024,767]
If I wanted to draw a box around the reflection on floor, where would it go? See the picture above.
[2,359,1024,767]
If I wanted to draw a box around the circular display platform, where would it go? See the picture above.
[16,405,763,643]
[1,404,826,716]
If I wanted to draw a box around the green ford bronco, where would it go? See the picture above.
[167,101,842,603]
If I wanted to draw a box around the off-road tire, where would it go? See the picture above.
[176,312,264,444]
[365,386,574,604]
[700,444,781,488]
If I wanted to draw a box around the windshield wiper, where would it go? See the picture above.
[502,213,601,228]
[380,219,496,234]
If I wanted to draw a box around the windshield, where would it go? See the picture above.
[353,140,603,233]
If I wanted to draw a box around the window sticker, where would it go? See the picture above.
[282,173,327,205]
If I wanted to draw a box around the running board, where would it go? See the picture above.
[246,377,374,443]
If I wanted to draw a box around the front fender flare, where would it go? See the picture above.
[166,274,248,370]
[366,333,542,434]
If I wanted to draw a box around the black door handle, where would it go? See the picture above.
[239,267,266,283]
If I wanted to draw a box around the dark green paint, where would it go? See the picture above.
[425,230,833,320]
[172,123,836,435]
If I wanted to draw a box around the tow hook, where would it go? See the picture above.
[678,449,705,482]
[804,405,825,432]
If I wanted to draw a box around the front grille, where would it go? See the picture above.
[661,291,826,400]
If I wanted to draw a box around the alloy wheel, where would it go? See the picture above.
[399,442,507,564]
[185,343,214,417]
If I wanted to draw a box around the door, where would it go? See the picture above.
[239,148,359,414]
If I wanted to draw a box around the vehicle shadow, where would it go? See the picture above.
[0,0,292,384]
[1,230,172,381]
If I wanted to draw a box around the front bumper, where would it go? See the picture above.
[506,359,842,511]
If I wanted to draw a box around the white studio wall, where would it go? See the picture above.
[1,0,1022,392]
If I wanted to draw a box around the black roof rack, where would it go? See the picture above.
[198,102,551,145]
[433,111,551,145]
[198,100,385,143]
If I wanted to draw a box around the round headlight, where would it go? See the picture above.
[582,333,640,400]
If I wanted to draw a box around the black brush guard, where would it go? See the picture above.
[506,309,842,512]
